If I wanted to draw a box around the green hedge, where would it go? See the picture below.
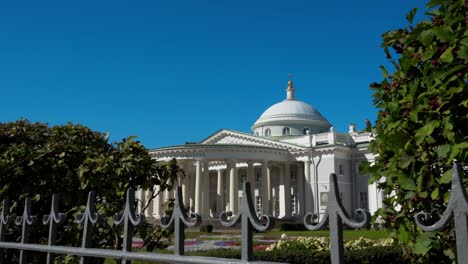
[279,223,308,231]
[199,224,213,233]
[191,246,407,264]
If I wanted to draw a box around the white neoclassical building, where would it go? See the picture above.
[140,81,384,221]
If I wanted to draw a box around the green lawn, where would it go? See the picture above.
[186,229,388,241]
[103,229,389,263]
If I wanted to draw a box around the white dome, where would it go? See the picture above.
[254,99,328,125]
[251,81,331,136]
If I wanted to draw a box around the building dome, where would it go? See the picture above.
[252,81,331,137]
[255,99,328,124]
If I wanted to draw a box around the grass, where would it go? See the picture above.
[103,229,389,264]
[186,229,388,241]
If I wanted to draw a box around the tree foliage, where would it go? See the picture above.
[364,0,467,262]
[0,120,181,263]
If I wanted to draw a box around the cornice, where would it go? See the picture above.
[150,144,291,159]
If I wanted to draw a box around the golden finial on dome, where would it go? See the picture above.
[287,73,294,91]
[286,75,295,100]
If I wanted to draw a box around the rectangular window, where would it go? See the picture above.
[359,192,368,209]
[256,196,263,214]
[291,195,297,215]
[290,166,297,180]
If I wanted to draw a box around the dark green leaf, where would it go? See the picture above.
[440,168,453,184]
[435,144,451,158]
[440,47,454,63]
[406,8,418,24]
[398,175,417,191]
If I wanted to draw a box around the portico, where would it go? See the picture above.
[143,144,305,220]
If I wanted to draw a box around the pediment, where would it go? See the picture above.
[201,129,304,151]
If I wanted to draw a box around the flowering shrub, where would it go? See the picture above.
[344,237,394,250]
[266,236,394,252]
[266,237,329,252]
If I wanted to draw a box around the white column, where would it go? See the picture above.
[279,163,292,218]
[202,161,210,218]
[194,160,202,214]
[153,185,162,218]
[182,174,189,207]
[225,162,230,211]
[138,189,146,214]
[216,169,224,217]
[368,178,384,216]
[279,164,286,218]
[247,162,255,197]
[285,163,292,217]
[304,160,312,213]
[261,160,270,215]
[297,163,305,216]
[267,165,272,213]
[189,163,196,211]
[228,160,238,214]
[146,189,154,218]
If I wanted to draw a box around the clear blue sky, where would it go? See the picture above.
[0,0,427,149]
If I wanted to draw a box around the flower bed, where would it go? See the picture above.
[266,236,395,252]
[167,239,241,252]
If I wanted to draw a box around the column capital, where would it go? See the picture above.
[226,159,237,166]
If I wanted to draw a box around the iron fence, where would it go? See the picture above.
[0,162,465,264]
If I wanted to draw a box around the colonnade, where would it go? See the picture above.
[137,159,314,220]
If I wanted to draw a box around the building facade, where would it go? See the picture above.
[141,81,384,221]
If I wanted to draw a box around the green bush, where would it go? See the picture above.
[190,246,406,264]
[199,224,213,233]
[279,223,307,231]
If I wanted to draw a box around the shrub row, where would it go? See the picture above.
[191,246,407,264]
[279,223,308,231]
[199,224,213,233]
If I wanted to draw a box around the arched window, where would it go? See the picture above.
[303,128,310,135]
[264,128,271,136]
[282,127,290,135]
